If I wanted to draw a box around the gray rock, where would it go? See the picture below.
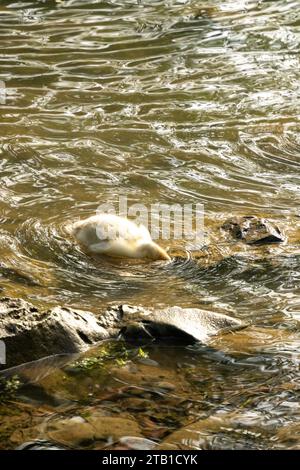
[222,216,285,244]
[0,297,109,369]
[0,298,245,370]
[105,304,244,343]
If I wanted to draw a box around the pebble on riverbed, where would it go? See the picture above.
[46,413,143,448]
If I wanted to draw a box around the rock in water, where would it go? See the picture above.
[111,305,244,343]
[0,298,245,369]
[0,297,109,369]
[221,216,285,244]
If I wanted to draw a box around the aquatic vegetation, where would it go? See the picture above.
[69,342,149,372]
[137,347,149,359]
[0,376,21,403]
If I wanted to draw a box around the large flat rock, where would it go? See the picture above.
[102,304,245,343]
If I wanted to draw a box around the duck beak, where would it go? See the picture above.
[150,242,171,261]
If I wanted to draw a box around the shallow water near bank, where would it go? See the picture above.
[0,0,300,449]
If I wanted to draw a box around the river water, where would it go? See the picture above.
[0,0,299,450]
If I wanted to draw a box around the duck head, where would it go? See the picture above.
[137,241,171,261]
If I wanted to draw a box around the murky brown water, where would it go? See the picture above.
[0,0,300,450]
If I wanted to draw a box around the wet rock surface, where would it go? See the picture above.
[221,216,285,245]
[0,298,244,369]
[112,305,245,343]
[0,298,109,369]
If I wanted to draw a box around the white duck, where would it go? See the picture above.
[70,213,171,261]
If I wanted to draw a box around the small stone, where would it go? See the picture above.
[86,416,143,441]
[155,381,176,391]
[47,419,94,447]
[119,436,156,450]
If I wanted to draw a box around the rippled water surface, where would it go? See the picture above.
[0,0,300,450]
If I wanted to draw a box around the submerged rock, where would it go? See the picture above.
[46,412,143,448]
[47,416,95,447]
[105,304,244,343]
[0,297,109,369]
[221,216,285,245]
